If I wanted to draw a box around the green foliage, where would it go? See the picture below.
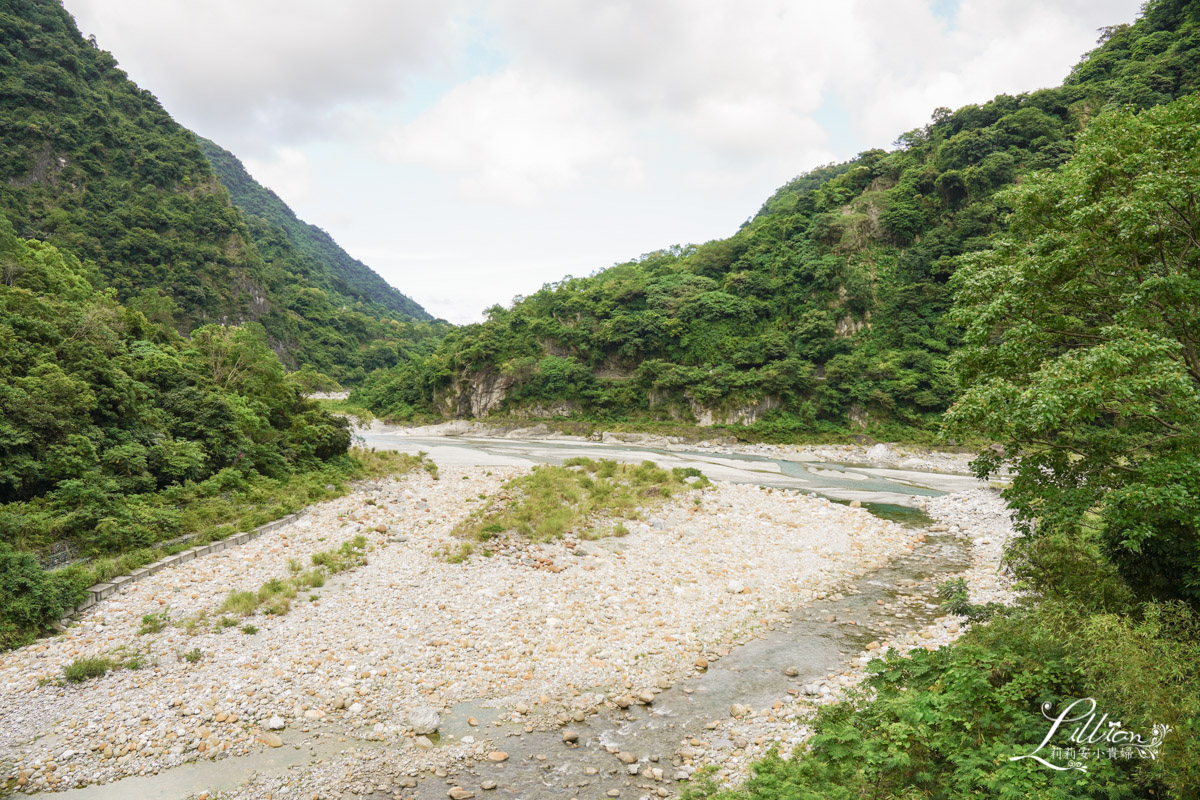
[62,656,113,683]
[0,221,354,556]
[948,94,1200,605]
[1079,601,1200,792]
[454,458,707,545]
[355,1,1200,438]
[936,577,1003,622]
[137,608,169,635]
[0,1,443,382]
[0,540,65,649]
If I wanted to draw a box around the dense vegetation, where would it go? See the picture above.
[0,213,375,648]
[948,94,1200,608]
[683,7,1200,798]
[0,0,443,383]
[356,0,1200,440]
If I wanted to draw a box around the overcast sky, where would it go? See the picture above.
[64,0,1143,324]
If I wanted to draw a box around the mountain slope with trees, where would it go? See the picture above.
[0,0,442,383]
[0,213,358,647]
[356,0,1200,439]
[694,81,1200,800]
[197,137,431,322]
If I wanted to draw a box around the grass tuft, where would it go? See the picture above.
[63,656,113,683]
[214,535,369,623]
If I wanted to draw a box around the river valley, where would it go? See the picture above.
[1,429,1013,800]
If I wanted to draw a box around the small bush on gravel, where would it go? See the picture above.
[63,657,113,683]
[138,608,170,635]
[310,535,368,573]
[219,591,259,616]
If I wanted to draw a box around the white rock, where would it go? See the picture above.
[407,706,441,735]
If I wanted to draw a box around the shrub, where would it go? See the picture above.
[63,657,112,683]
[138,608,170,635]
[0,543,67,649]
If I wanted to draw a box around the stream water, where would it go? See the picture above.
[29,432,981,800]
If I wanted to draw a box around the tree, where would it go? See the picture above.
[947,95,1200,604]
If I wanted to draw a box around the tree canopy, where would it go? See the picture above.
[948,94,1200,604]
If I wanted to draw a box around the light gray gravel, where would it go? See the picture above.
[0,465,925,795]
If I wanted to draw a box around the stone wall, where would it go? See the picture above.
[59,511,304,627]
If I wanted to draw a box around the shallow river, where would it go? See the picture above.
[356,424,983,515]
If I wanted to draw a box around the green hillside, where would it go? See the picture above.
[355,0,1200,439]
[0,0,443,383]
[0,213,356,647]
[198,137,431,321]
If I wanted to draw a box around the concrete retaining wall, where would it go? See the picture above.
[63,511,304,625]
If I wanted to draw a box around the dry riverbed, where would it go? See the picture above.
[0,465,1010,799]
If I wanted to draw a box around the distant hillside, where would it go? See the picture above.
[198,138,431,321]
[354,0,1200,436]
[0,0,443,382]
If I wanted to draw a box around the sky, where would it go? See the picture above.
[63,0,1144,324]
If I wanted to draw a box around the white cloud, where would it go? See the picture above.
[65,0,456,152]
[829,0,1142,145]
[57,0,1149,323]
[380,68,645,205]
[243,147,315,205]
[490,0,842,160]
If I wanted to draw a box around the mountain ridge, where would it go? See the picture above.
[197,137,432,322]
[0,0,441,383]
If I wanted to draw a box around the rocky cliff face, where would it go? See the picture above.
[439,371,516,418]
[690,396,782,427]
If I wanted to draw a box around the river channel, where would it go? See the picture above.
[29,429,983,800]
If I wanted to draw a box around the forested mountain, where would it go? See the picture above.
[0,214,355,646]
[356,0,1200,437]
[0,0,443,383]
[198,137,431,321]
